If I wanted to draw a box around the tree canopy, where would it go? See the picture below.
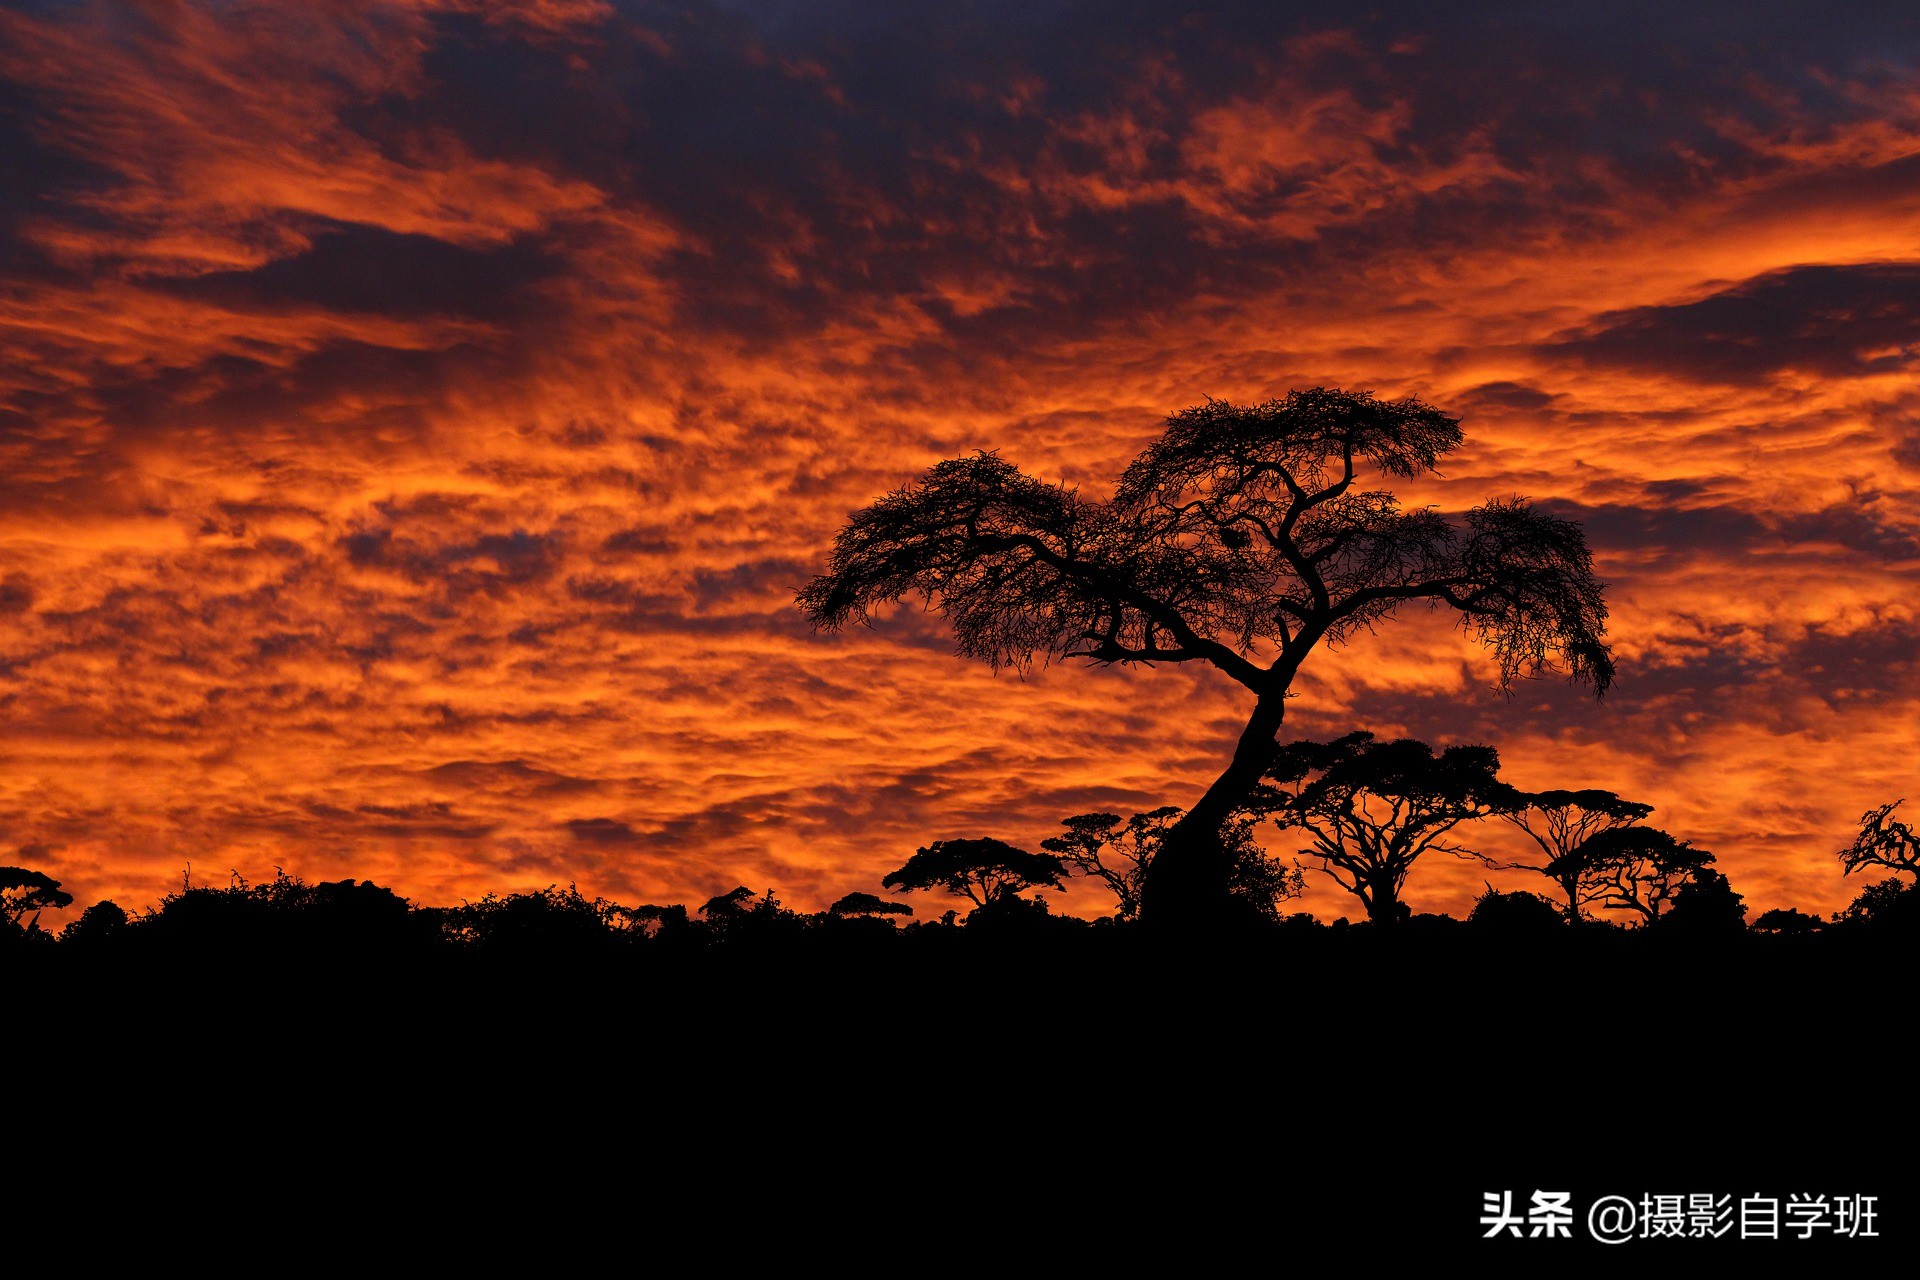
[799,390,1611,691]
[1553,826,1712,925]
[827,891,914,919]
[798,388,1613,924]
[881,838,1068,909]
[1839,800,1918,881]
[1,865,73,940]
[1499,789,1654,919]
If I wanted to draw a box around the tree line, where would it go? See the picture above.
[787,384,1913,942]
[7,387,1912,953]
[4,762,1913,951]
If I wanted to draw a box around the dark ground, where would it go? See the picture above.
[10,925,1908,1264]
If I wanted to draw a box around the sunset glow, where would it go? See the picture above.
[4,1,1918,924]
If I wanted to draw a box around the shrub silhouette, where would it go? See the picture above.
[1751,907,1823,936]
[1467,885,1565,933]
[444,884,621,953]
[701,886,806,943]
[1832,876,1919,930]
[959,887,1079,934]
[140,870,434,952]
[59,900,132,946]
[1654,866,1746,934]
[624,902,695,942]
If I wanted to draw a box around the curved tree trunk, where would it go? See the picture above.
[1138,694,1286,928]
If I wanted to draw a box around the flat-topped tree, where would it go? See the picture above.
[1,865,72,940]
[881,838,1067,911]
[1257,733,1523,924]
[1556,826,1711,925]
[1500,789,1654,920]
[797,388,1613,925]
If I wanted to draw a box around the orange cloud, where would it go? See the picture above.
[1,2,1917,931]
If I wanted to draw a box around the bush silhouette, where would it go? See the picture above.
[444,884,620,953]
[1832,876,1920,930]
[701,886,806,944]
[1467,886,1565,934]
[59,900,131,946]
[1654,867,1747,934]
[1751,907,1823,936]
[140,870,435,952]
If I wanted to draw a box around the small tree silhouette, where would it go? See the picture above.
[881,838,1067,910]
[827,891,914,920]
[1256,733,1520,924]
[1832,876,1918,928]
[1,865,73,941]
[1656,866,1746,933]
[1751,907,1823,936]
[60,899,131,945]
[700,886,804,942]
[797,388,1613,925]
[1041,805,1301,922]
[1467,884,1565,933]
[622,902,693,941]
[445,884,620,951]
[1498,789,1653,920]
[1839,801,1919,881]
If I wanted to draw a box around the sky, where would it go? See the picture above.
[3,0,1918,925]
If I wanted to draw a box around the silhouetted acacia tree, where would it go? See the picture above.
[1750,907,1823,936]
[881,838,1066,909]
[1,866,72,940]
[827,891,914,919]
[1467,884,1565,933]
[1041,805,1302,922]
[1042,808,1176,920]
[1560,826,1711,925]
[1499,789,1653,920]
[1257,733,1521,925]
[3,865,72,935]
[1840,801,1918,881]
[797,389,1613,925]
